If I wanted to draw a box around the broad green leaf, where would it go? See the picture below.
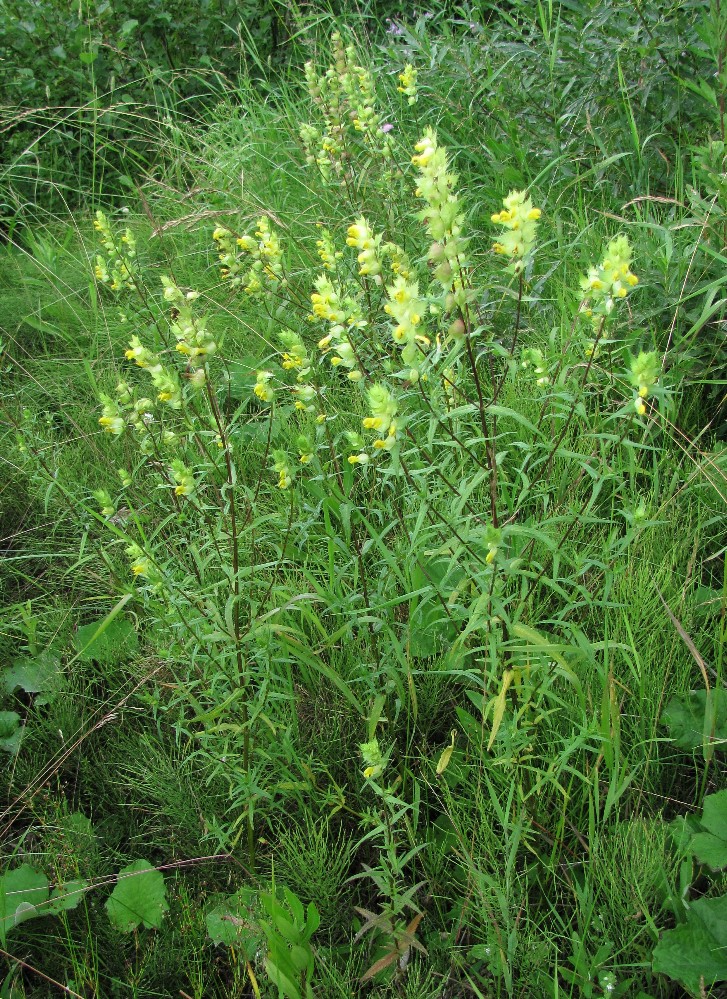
[206,889,260,956]
[0,712,22,755]
[701,790,727,839]
[690,832,727,871]
[74,616,138,665]
[106,861,167,932]
[663,689,726,754]
[0,865,49,945]
[653,894,727,995]
[3,651,62,703]
[690,791,727,870]
[45,880,87,914]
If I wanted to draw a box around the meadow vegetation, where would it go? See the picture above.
[0,1,726,996]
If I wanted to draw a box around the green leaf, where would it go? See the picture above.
[700,790,727,839]
[45,880,87,914]
[0,712,22,755]
[653,894,727,994]
[663,689,726,753]
[105,861,167,932]
[690,791,727,870]
[0,865,49,946]
[691,832,727,871]
[206,888,260,956]
[74,616,138,665]
[3,651,62,703]
[265,957,301,999]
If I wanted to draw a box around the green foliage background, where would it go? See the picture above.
[0,1,726,997]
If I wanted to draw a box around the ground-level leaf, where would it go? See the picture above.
[105,860,167,932]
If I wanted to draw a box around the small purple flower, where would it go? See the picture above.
[381,123,394,133]
[386,18,404,35]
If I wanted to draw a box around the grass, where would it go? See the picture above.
[1,2,726,997]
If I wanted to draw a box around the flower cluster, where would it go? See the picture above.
[346,218,383,279]
[384,276,430,373]
[311,275,366,381]
[148,364,182,409]
[300,32,392,184]
[279,330,310,377]
[412,129,469,311]
[491,191,541,274]
[278,330,319,414]
[315,226,343,272]
[272,449,293,489]
[580,236,638,321]
[382,241,413,280]
[442,365,458,408]
[170,459,195,497]
[126,542,152,579]
[98,394,125,436]
[99,274,213,444]
[360,737,385,780]
[398,64,418,105]
[161,277,215,378]
[296,434,314,465]
[349,384,401,464]
[93,210,137,291]
[93,488,115,518]
[254,370,275,403]
[212,218,284,296]
[520,347,549,386]
[628,350,660,415]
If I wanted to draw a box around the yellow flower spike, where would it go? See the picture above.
[491,190,541,268]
